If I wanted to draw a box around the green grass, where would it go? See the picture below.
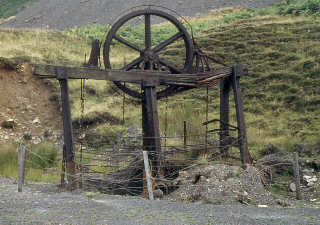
[0,0,38,19]
[0,143,60,182]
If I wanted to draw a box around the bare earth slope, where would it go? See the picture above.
[0,0,282,29]
[0,59,61,144]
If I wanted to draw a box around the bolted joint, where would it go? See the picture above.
[56,67,68,80]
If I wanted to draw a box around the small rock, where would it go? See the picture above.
[276,199,290,207]
[258,205,268,208]
[307,182,314,187]
[309,177,318,183]
[153,189,164,199]
[302,169,314,176]
[289,182,296,192]
[32,117,41,124]
[303,175,312,180]
[1,119,15,129]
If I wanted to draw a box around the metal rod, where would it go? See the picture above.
[184,121,187,151]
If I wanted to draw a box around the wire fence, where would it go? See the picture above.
[17,131,304,203]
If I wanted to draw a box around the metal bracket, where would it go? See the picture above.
[233,64,249,78]
[142,79,158,87]
[56,67,68,80]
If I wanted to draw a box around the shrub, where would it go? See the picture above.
[277,0,320,16]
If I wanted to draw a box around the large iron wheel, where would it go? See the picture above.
[103,9,193,99]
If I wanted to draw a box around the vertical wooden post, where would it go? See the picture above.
[141,80,162,177]
[143,151,154,200]
[57,67,76,191]
[60,144,66,189]
[18,145,26,192]
[231,64,252,167]
[220,77,231,157]
[86,39,100,67]
[184,121,187,151]
[293,152,302,200]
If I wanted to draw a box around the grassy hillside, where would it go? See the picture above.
[0,2,319,161]
[0,0,38,18]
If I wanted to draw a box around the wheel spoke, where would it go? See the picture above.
[114,35,143,53]
[153,32,184,53]
[121,56,144,70]
[145,14,151,49]
[158,59,182,74]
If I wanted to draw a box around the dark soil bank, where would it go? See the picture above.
[0,0,282,29]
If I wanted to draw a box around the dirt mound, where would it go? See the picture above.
[0,58,62,144]
[0,0,282,30]
[164,164,279,206]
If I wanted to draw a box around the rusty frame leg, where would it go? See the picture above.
[57,68,76,191]
[231,64,252,167]
[220,76,231,158]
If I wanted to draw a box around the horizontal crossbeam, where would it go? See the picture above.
[33,64,247,87]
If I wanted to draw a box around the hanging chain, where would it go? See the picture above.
[205,85,209,155]
[122,82,126,125]
[79,78,86,188]
[164,90,168,150]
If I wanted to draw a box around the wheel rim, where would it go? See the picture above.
[103,9,193,99]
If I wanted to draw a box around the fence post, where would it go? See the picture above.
[293,152,302,200]
[143,151,154,200]
[18,145,26,192]
[184,121,187,151]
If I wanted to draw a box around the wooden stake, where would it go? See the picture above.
[143,151,154,200]
[293,152,302,200]
[18,145,26,192]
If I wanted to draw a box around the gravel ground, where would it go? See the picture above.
[0,179,319,225]
[0,0,282,29]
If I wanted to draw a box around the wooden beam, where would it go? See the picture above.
[57,67,76,190]
[231,64,252,167]
[32,64,238,87]
[142,81,163,177]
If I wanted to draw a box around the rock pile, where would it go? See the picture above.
[164,164,277,206]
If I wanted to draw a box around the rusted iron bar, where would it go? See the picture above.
[57,67,76,191]
[203,118,238,130]
[231,64,252,166]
